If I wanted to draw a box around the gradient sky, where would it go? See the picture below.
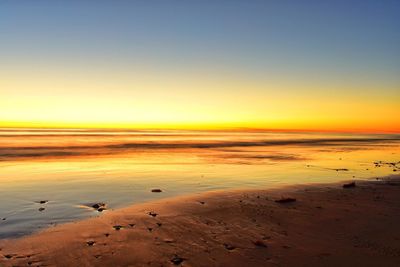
[1,1,399,131]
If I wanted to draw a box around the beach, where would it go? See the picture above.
[2,1,400,266]
[1,175,399,267]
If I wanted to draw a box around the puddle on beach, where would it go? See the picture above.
[0,129,399,238]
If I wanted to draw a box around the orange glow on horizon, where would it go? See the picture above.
[1,64,399,133]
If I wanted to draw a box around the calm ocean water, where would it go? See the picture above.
[0,129,399,238]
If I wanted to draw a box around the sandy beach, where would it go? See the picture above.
[1,176,399,267]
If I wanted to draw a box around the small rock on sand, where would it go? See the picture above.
[275,197,296,203]
[151,189,162,193]
[92,203,107,212]
[148,211,158,217]
[224,243,236,250]
[171,255,185,265]
[343,182,356,188]
[38,207,45,212]
[253,240,267,247]
[113,225,123,231]
[86,241,95,246]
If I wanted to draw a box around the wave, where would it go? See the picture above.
[0,136,399,160]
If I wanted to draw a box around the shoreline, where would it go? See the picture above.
[1,175,400,266]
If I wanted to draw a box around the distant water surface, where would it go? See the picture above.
[0,129,399,238]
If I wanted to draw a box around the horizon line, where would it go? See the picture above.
[1,125,399,134]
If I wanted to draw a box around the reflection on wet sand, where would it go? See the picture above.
[0,130,399,238]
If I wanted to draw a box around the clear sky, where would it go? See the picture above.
[1,1,399,132]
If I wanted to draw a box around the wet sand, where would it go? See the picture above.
[1,176,400,267]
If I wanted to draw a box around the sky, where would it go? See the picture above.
[1,0,399,132]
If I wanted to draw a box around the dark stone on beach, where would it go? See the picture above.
[253,240,268,247]
[92,203,106,209]
[199,201,205,205]
[38,207,45,212]
[37,200,48,204]
[343,182,356,188]
[4,254,13,259]
[151,189,162,193]
[113,225,123,231]
[86,240,95,246]
[129,223,135,227]
[104,233,110,237]
[224,243,236,250]
[335,168,349,171]
[148,211,158,217]
[1,218,5,220]
[91,203,107,212]
[171,255,185,265]
[156,222,162,227]
[275,197,296,203]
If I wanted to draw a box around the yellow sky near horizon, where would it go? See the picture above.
[1,66,399,132]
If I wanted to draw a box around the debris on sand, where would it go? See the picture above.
[253,240,268,247]
[171,255,185,265]
[36,200,48,204]
[4,254,13,259]
[275,197,296,203]
[343,182,356,188]
[38,207,45,212]
[151,189,162,193]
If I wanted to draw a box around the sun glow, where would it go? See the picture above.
[1,72,399,132]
